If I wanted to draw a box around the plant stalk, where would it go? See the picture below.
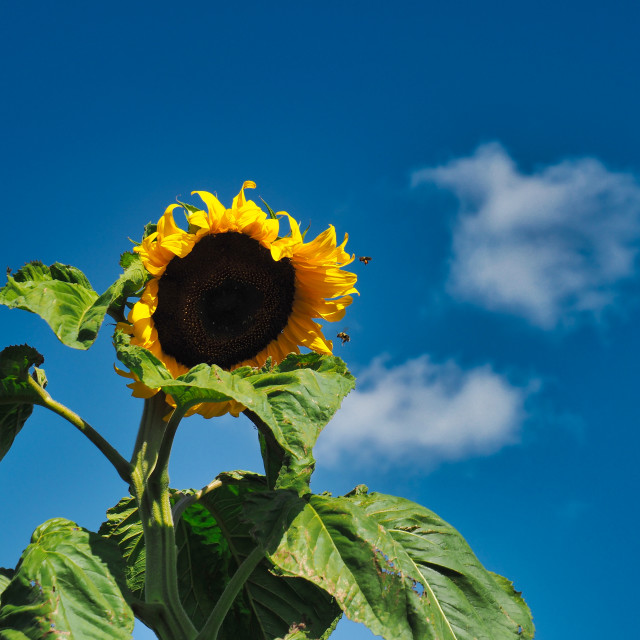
[195,546,264,640]
[27,376,131,483]
[129,393,197,640]
[172,478,223,523]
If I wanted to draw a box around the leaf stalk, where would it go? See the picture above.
[195,545,264,640]
[26,376,131,483]
[171,478,223,523]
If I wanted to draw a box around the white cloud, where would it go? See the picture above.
[412,143,640,328]
[315,355,535,467]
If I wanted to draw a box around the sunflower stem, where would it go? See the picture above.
[26,376,131,483]
[150,402,185,485]
[130,393,197,640]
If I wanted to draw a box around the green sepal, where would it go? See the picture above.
[259,197,278,220]
[244,489,534,640]
[142,222,157,239]
[0,345,45,462]
[255,197,310,241]
[176,200,203,215]
[0,256,148,349]
[0,518,134,639]
[113,331,355,491]
[175,200,207,234]
[119,251,137,269]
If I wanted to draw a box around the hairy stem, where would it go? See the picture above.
[130,393,197,640]
[172,478,223,523]
[26,376,131,483]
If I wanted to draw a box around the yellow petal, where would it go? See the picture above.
[157,205,182,239]
[187,209,211,231]
[232,181,257,210]
[192,190,226,222]
[295,295,354,321]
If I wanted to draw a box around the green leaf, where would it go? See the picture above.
[236,353,354,490]
[0,258,148,350]
[349,491,535,640]
[274,628,310,640]
[0,345,44,380]
[0,630,30,640]
[0,345,45,462]
[0,571,14,598]
[98,498,146,599]
[100,474,340,639]
[0,262,100,349]
[195,472,341,639]
[0,518,134,639]
[100,252,149,323]
[245,490,534,640]
[113,332,355,491]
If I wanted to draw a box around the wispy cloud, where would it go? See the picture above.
[315,355,536,467]
[413,143,640,328]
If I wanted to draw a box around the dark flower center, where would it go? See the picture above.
[153,232,296,369]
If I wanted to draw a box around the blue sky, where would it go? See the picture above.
[1,1,639,638]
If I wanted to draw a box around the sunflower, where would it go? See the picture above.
[118,181,358,418]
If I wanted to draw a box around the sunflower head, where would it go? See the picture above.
[118,181,357,417]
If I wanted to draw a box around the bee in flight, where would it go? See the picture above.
[337,331,351,345]
[358,256,372,265]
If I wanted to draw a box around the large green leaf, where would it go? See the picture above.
[100,474,340,639]
[114,332,354,490]
[0,262,100,349]
[196,473,341,639]
[0,571,13,599]
[98,252,149,323]
[236,355,355,489]
[0,518,134,639]
[347,490,534,640]
[98,498,146,599]
[0,345,45,462]
[0,630,30,640]
[95,252,151,325]
[245,489,534,640]
[0,256,147,350]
